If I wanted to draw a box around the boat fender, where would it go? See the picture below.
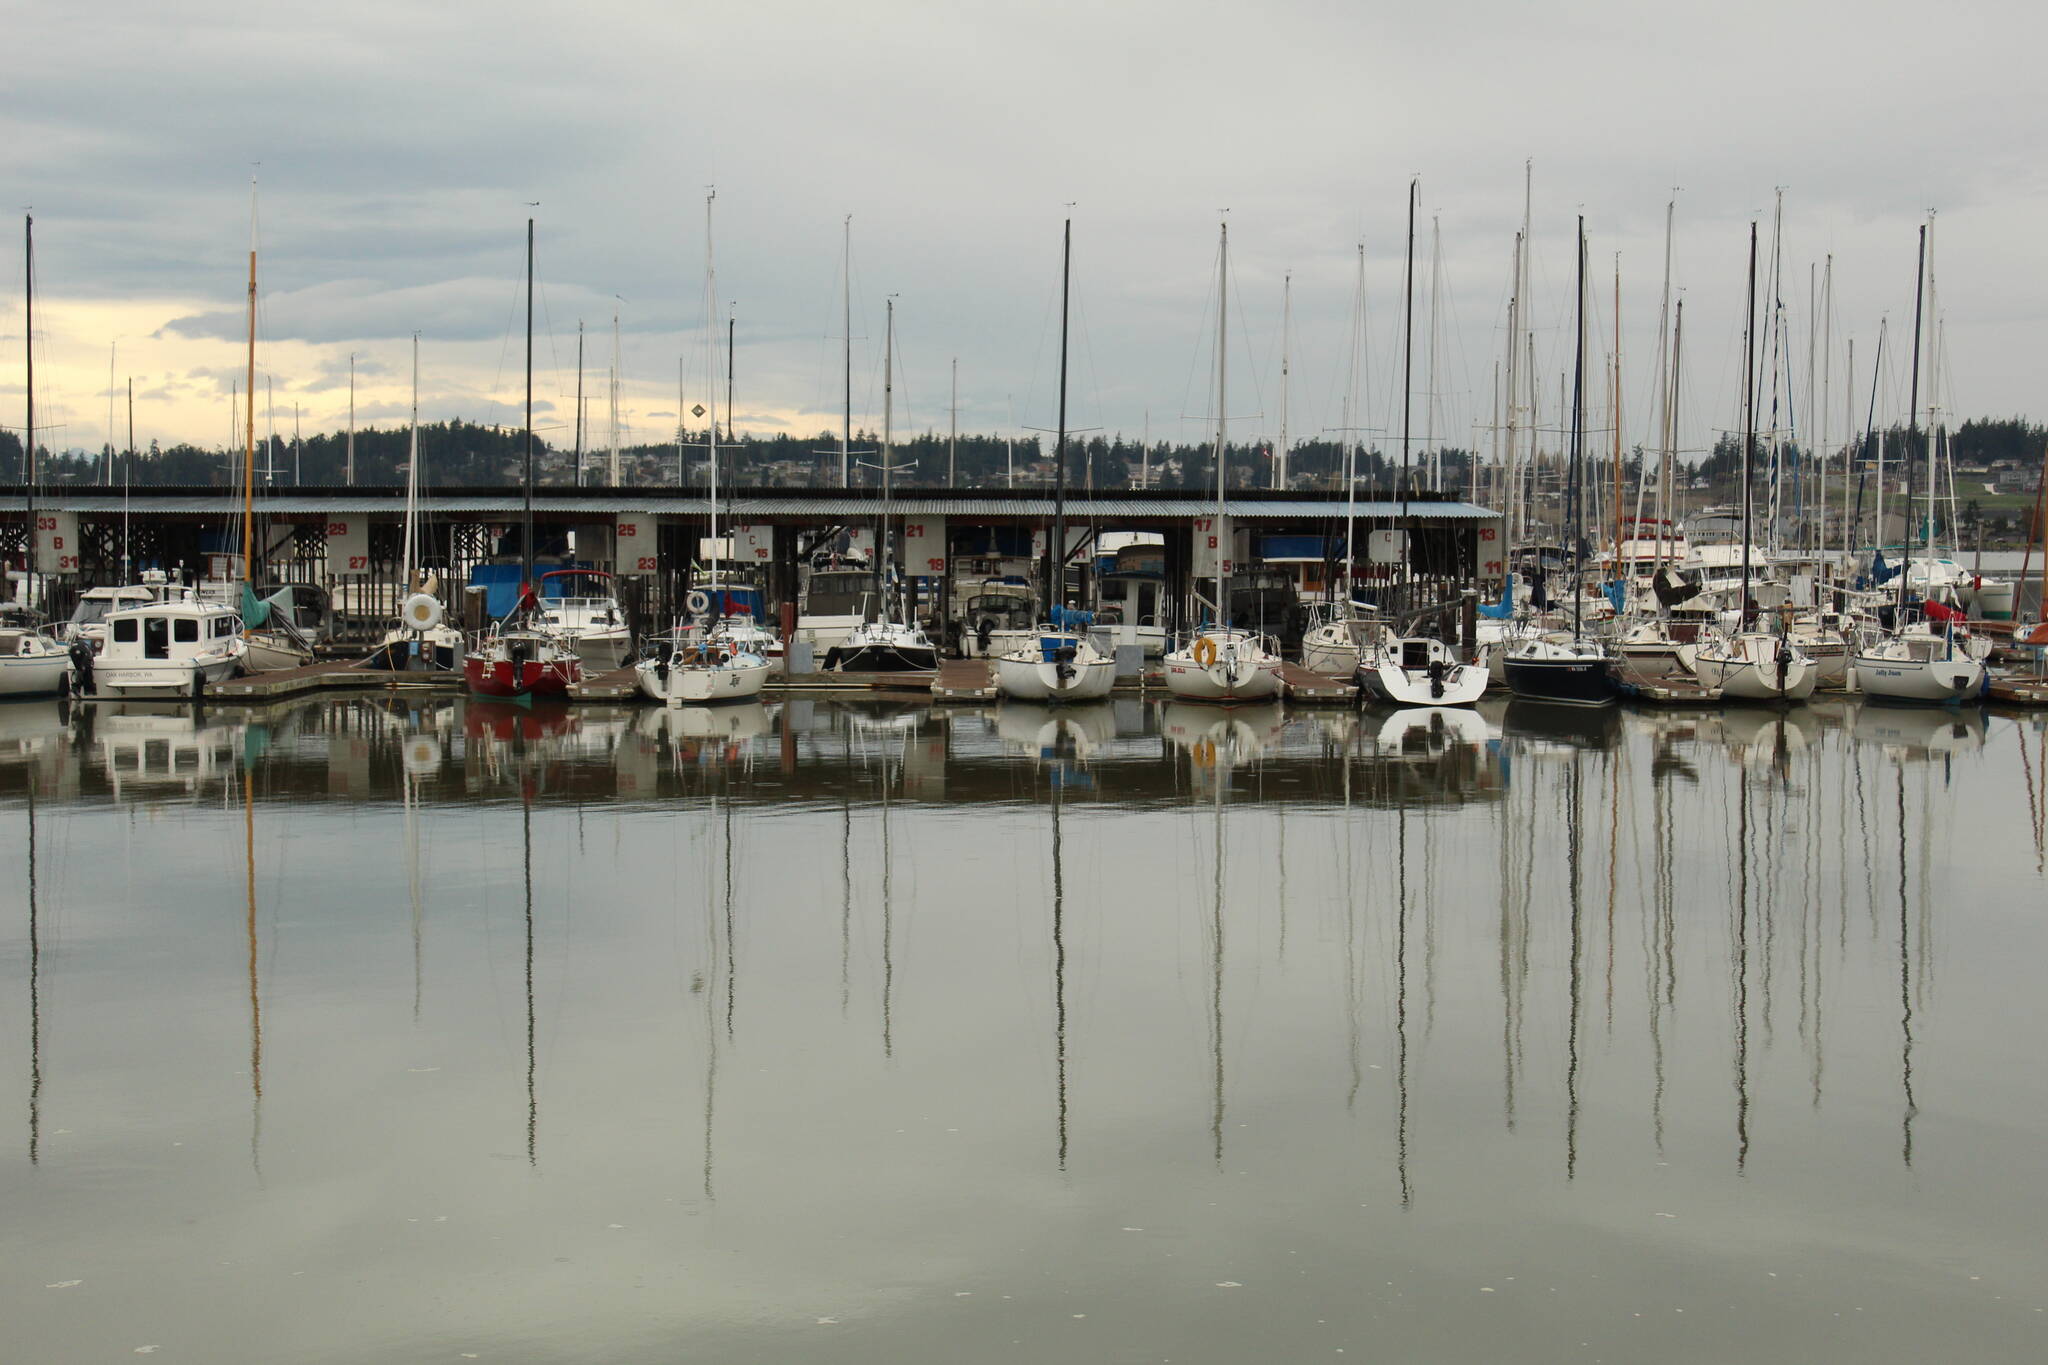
[1192,635,1218,668]
[402,593,444,631]
[686,589,712,616]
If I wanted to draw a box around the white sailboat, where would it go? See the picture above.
[1299,243,1379,678]
[1163,220,1283,705]
[7,214,77,698]
[637,191,770,707]
[1852,219,1985,707]
[1686,221,1815,704]
[831,296,938,674]
[371,335,463,672]
[996,218,1115,704]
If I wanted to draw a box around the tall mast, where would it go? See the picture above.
[405,337,422,584]
[1427,214,1441,491]
[1053,219,1071,614]
[23,215,34,579]
[1612,254,1624,569]
[1902,221,1927,616]
[841,215,852,486]
[1275,271,1290,490]
[949,356,958,489]
[346,353,356,485]
[1668,299,1684,556]
[573,321,584,486]
[523,217,534,593]
[1504,230,1522,547]
[123,375,133,576]
[1342,242,1364,604]
[879,297,894,609]
[1819,256,1832,561]
[1570,216,1586,641]
[706,189,720,593]
[1741,221,1758,629]
[726,305,735,446]
[1213,218,1229,619]
[1652,196,1675,566]
[244,178,258,588]
[1400,177,1416,518]
[608,304,621,485]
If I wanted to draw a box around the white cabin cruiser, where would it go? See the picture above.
[87,597,247,698]
[63,577,173,651]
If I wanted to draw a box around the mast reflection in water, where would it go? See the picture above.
[2,692,2041,1364]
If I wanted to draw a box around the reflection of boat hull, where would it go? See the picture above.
[1504,697,1623,747]
[463,654,579,699]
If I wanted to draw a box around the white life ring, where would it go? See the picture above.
[685,589,712,616]
[402,593,445,631]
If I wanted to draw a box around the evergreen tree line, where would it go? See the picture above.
[6,414,2036,490]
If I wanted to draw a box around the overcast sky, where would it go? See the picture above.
[5,0,2046,474]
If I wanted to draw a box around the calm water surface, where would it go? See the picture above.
[3,693,2045,1363]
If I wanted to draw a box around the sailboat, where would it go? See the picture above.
[995,219,1115,703]
[1851,219,1985,706]
[1503,218,1620,706]
[6,214,79,699]
[463,219,582,700]
[637,190,770,707]
[232,182,316,675]
[1163,220,1283,704]
[1299,243,1382,678]
[831,297,939,673]
[368,335,463,672]
[1693,222,1818,703]
[1356,184,1487,709]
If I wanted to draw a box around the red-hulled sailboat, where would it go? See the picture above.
[463,216,582,701]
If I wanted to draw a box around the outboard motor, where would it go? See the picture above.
[67,640,95,696]
[1427,658,1447,699]
[976,617,995,655]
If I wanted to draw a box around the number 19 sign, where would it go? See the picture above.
[325,518,370,575]
[899,515,946,576]
[616,514,657,575]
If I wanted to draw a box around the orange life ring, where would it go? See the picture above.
[1192,635,1219,668]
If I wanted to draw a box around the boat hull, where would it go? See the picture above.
[1503,655,1619,706]
[0,651,74,698]
[91,654,242,698]
[1852,653,1985,704]
[993,654,1117,702]
[463,654,579,699]
[830,642,938,673]
[1693,652,1818,702]
[1161,657,1284,703]
[1359,660,1489,707]
[634,657,771,705]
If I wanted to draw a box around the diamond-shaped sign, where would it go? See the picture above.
[691,403,706,418]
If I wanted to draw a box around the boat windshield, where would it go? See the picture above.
[805,572,872,616]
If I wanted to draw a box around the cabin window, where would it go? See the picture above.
[174,618,199,643]
[113,617,139,644]
[144,617,169,659]
[215,617,234,638]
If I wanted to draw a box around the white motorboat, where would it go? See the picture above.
[1691,629,1818,702]
[994,629,1117,703]
[1163,628,1285,703]
[958,587,1038,658]
[1851,624,1984,704]
[0,624,75,697]
[87,597,247,698]
[1357,632,1488,707]
[537,568,634,670]
[795,566,877,656]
